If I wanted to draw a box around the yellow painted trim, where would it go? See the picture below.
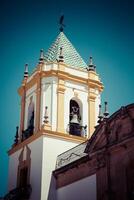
[18,69,104,96]
[19,86,26,138]
[57,78,65,132]
[8,130,86,156]
[88,88,98,137]
[35,72,41,132]
[41,123,52,131]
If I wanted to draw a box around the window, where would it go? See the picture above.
[69,98,85,137]
[27,96,34,129]
[19,167,28,187]
[69,99,81,123]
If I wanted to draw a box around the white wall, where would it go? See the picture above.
[8,136,44,200]
[41,136,80,200]
[65,66,88,79]
[29,137,43,200]
[57,174,97,200]
[40,77,58,130]
[8,149,21,191]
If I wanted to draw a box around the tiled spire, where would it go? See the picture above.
[44,32,87,68]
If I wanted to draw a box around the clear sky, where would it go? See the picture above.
[0,0,134,196]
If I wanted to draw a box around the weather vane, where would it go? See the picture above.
[59,15,65,32]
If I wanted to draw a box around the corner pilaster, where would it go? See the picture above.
[35,71,41,133]
[57,63,66,133]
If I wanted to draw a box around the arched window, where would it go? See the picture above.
[69,99,81,123]
[27,96,34,129]
[69,98,84,137]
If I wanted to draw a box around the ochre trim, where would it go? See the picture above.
[17,145,31,187]
[57,78,65,132]
[18,69,104,96]
[8,130,86,156]
[19,86,26,137]
[35,72,41,132]
[88,88,98,137]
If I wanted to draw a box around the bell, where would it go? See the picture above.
[70,113,79,124]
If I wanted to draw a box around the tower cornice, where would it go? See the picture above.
[8,130,87,156]
[18,68,103,96]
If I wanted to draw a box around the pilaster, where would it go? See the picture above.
[19,81,27,140]
[35,71,41,133]
[57,63,66,133]
[88,88,97,137]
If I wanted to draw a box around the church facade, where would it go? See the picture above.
[54,103,134,200]
[6,29,103,200]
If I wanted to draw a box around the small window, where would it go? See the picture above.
[19,167,28,187]
[70,99,81,123]
[27,96,34,129]
[69,98,84,136]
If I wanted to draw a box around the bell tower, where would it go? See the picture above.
[7,28,103,200]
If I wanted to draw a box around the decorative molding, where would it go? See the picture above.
[96,152,106,169]
[17,145,31,187]
[8,130,86,155]
[18,69,103,96]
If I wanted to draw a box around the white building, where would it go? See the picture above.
[6,27,103,200]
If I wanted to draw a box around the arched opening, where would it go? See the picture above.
[22,96,34,141]
[27,96,34,129]
[68,98,86,137]
[69,99,81,123]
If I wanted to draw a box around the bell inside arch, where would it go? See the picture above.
[70,113,79,124]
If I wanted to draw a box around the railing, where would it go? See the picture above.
[67,123,87,137]
[4,185,32,200]
[56,141,88,169]
[22,126,34,141]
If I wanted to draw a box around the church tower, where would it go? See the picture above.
[7,27,103,200]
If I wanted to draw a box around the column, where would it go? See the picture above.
[19,86,26,140]
[57,78,65,133]
[88,88,97,137]
[35,73,41,133]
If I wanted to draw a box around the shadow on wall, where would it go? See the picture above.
[48,175,57,200]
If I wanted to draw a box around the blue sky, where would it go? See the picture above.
[0,0,134,196]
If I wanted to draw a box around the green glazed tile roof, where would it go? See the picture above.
[44,32,87,68]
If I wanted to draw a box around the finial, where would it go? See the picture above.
[14,126,19,145]
[59,15,65,32]
[24,63,28,78]
[98,104,103,123]
[89,56,93,65]
[104,101,109,118]
[87,56,96,71]
[59,47,64,62]
[39,49,44,64]
[43,106,49,124]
